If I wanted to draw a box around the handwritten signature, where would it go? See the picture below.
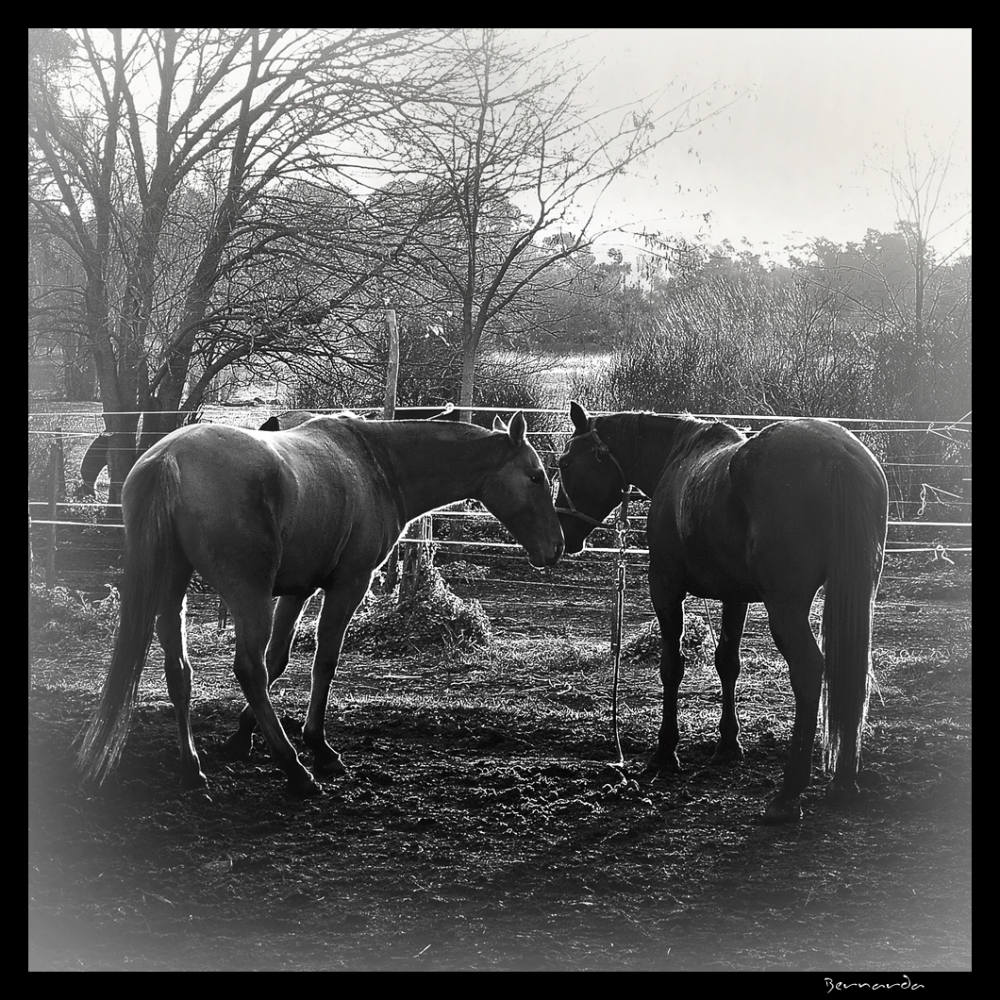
[826,977,923,993]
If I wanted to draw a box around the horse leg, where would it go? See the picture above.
[712,601,749,762]
[643,571,686,778]
[230,594,321,797]
[302,576,371,777]
[223,594,309,761]
[156,568,208,790]
[763,600,824,823]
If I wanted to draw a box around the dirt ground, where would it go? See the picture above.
[28,564,971,972]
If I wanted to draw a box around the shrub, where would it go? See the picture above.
[575,270,876,418]
[29,583,121,641]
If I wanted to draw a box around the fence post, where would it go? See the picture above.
[45,430,64,588]
[381,306,402,593]
[399,514,434,604]
[382,307,399,420]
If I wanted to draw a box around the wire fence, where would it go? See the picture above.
[28,405,972,595]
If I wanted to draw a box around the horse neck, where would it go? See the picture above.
[359,421,502,523]
[595,413,716,495]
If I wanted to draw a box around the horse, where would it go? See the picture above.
[555,401,888,823]
[77,411,563,797]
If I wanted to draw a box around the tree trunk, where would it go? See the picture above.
[458,306,485,423]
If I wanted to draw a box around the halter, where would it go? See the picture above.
[554,426,630,529]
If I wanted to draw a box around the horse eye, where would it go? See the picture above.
[530,471,545,485]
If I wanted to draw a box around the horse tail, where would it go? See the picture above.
[821,455,888,778]
[77,451,183,785]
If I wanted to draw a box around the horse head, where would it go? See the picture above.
[555,401,629,555]
[478,412,564,568]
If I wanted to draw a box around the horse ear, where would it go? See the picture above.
[507,411,526,447]
[492,414,508,433]
[570,400,590,434]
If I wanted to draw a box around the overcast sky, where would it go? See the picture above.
[518,28,971,263]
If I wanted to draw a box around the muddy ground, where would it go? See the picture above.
[29,562,971,972]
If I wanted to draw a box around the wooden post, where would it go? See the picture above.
[382,307,401,592]
[46,430,64,588]
[400,514,434,604]
[383,307,399,420]
[379,306,434,604]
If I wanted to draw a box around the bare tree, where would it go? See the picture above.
[29,28,455,497]
[789,133,971,418]
[372,29,743,418]
[877,133,971,364]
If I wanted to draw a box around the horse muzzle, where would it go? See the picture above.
[527,536,564,567]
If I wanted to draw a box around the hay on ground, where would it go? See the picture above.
[345,561,491,657]
[622,612,710,665]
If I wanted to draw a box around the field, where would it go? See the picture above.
[28,556,971,972]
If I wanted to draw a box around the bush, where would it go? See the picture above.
[574,270,876,418]
[29,583,121,641]
[287,329,557,426]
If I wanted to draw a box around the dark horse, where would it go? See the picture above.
[77,432,113,498]
[77,409,202,498]
[556,402,888,822]
[78,412,563,796]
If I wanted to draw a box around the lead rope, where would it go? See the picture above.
[609,487,631,769]
[551,426,630,768]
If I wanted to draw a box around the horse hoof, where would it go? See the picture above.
[313,753,347,777]
[642,753,680,779]
[711,743,745,764]
[762,798,803,824]
[285,774,324,798]
[180,770,208,791]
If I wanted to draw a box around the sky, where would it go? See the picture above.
[518,29,971,265]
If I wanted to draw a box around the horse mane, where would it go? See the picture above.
[328,414,495,516]
[602,411,743,468]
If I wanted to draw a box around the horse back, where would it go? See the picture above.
[728,418,886,590]
[648,431,753,598]
[133,420,398,595]
[649,417,885,601]
[731,418,884,513]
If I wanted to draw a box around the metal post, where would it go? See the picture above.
[609,491,630,768]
